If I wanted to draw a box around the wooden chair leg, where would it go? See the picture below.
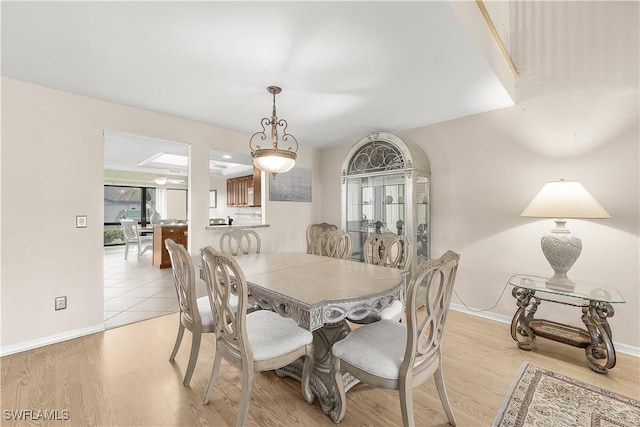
[236,367,254,427]
[124,242,130,260]
[435,364,456,426]
[183,330,201,386]
[139,244,151,257]
[399,377,415,427]
[169,323,185,361]
[202,348,222,405]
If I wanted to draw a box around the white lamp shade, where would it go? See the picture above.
[521,180,611,219]
[252,152,296,174]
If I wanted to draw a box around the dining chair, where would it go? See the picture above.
[120,219,153,260]
[364,232,412,269]
[331,250,460,427]
[219,228,261,255]
[351,233,413,324]
[307,222,338,254]
[200,248,315,427]
[165,239,238,386]
[315,229,352,259]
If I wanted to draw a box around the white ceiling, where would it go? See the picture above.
[2,1,513,160]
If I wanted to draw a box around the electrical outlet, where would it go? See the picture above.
[55,296,67,311]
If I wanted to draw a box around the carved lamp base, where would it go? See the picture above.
[540,219,582,292]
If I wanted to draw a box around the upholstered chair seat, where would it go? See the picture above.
[246,310,314,361]
[194,296,215,330]
[333,319,410,380]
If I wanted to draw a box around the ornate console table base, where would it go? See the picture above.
[510,286,617,374]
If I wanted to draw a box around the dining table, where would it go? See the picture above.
[201,251,406,422]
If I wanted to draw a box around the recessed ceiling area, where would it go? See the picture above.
[209,149,254,178]
[104,129,253,180]
[104,129,189,177]
[2,1,514,150]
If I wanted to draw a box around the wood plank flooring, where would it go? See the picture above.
[2,310,638,426]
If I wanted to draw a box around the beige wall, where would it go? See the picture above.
[166,189,187,221]
[0,77,318,352]
[320,88,639,350]
[2,78,638,352]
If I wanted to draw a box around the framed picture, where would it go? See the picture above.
[269,167,312,202]
[209,190,217,208]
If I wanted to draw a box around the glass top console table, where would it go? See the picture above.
[508,274,625,374]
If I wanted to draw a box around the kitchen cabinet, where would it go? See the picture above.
[153,225,188,268]
[227,168,262,207]
[341,132,430,273]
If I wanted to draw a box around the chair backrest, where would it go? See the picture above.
[316,229,352,259]
[219,228,261,256]
[201,248,252,362]
[401,250,460,380]
[364,232,412,271]
[150,212,162,224]
[120,219,140,241]
[165,238,200,328]
[307,222,338,254]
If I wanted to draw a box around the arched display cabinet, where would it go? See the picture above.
[341,132,430,272]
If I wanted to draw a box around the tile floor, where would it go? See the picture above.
[103,245,182,329]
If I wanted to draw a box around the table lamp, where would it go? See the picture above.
[521,179,610,292]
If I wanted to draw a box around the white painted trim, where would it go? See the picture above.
[613,343,640,358]
[450,304,640,358]
[451,303,513,324]
[0,323,105,357]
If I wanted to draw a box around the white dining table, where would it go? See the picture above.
[200,251,406,422]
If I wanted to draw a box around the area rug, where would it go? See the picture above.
[493,362,640,427]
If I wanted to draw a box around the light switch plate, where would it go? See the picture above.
[76,215,87,228]
[55,296,67,310]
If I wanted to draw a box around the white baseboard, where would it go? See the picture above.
[450,304,640,358]
[0,323,105,357]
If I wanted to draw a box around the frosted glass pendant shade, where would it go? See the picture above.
[252,149,296,175]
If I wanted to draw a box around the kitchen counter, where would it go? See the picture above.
[205,224,269,231]
[153,224,188,268]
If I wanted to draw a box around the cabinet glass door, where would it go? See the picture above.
[346,173,405,262]
[416,176,429,262]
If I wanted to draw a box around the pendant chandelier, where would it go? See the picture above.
[249,86,298,176]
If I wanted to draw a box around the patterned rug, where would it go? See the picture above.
[493,363,640,427]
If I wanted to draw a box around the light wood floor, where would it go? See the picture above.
[1,310,638,426]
